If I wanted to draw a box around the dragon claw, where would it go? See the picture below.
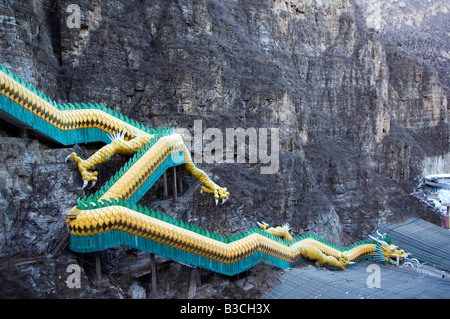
[81,180,89,190]
[65,154,72,163]
[257,221,269,230]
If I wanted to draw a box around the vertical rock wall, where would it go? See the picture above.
[0,0,448,260]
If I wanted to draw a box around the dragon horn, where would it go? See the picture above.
[369,235,389,247]
[379,239,390,247]
[376,230,386,237]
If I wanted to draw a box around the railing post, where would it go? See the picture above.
[150,253,157,292]
[178,167,184,194]
[163,171,168,198]
[443,204,450,229]
[95,252,102,281]
[172,167,178,204]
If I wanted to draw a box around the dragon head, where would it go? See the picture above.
[257,221,293,242]
[281,223,294,242]
[369,231,410,265]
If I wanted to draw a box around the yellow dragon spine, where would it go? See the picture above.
[0,65,410,275]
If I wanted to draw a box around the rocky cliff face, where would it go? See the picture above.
[0,0,448,298]
[356,0,450,88]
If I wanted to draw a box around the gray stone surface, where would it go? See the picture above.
[266,218,450,299]
[265,260,450,299]
[382,217,450,272]
[0,0,448,298]
[357,0,450,88]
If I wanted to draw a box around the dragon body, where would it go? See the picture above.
[0,65,410,275]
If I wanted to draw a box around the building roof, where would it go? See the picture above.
[265,218,450,299]
[381,217,450,272]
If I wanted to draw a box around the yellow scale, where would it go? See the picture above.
[1,67,412,271]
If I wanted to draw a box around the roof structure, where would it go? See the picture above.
[381,217,450,272]
[265,218,450,299]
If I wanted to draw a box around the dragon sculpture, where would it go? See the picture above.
[257,221,294,242]
[369,231,410,266]
[65,122,230,204]
[0,65,412,275]
[257,222,410,270]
